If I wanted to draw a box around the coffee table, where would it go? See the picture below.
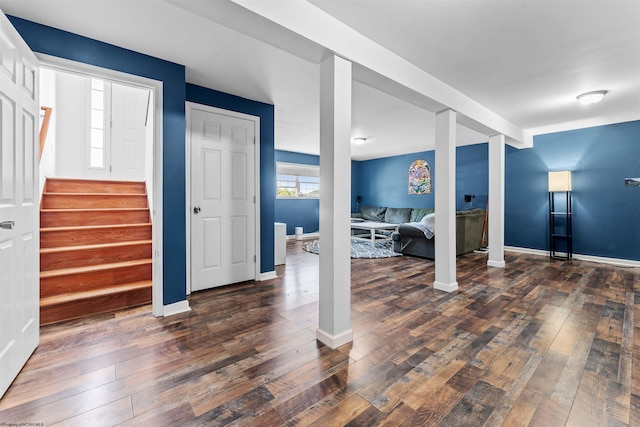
[350,221,398,246]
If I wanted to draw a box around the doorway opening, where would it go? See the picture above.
[38,57,163,323]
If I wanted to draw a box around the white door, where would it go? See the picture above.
[110,82,148,180]
[86,79,148,180]
[0,11,40,398]
[189,105,256,291]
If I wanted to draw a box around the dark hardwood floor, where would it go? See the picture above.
[1,240,638,426]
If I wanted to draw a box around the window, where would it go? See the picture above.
[90,78,105,168]
[276,162,320,198]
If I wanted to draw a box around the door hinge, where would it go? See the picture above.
[253,254,256,262]
[253,195,256,203]
[253,137,256,144]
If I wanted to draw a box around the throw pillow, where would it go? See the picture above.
[385,207,411,224]
[410,207,435,222]
[361,206,387,221]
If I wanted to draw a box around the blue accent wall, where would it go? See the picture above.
[356,121,640,261]
[506,120,640,261]
[356,144,488,211]
[274,150,363,234]
[186,84,275,273]
[352,160,362,213]
[10,16,188,305]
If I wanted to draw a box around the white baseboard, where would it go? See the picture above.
[163,300,191,317]
[434,281,459,292]
[260,271,278,281]
[504,246,640,268]
[487,259,506,268]
[570,253,640,267]
[504,246,548,256]
[287,232,319,241]
[316,327,353,349]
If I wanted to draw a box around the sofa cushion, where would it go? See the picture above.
[361,206,387,221]
[410,207,434,222]
[385,207,411,224]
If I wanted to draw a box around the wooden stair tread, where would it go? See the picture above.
[41,208,149,212]
[40,240,152,254]
[40,259,152,278]
[42,192,147,196]
[40,177,152,324]
[45,177,144,184]
[40,281,152,306]
[44,178,146,195]
[41,223,151,232]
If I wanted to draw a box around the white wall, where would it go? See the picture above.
[39,68,153,188]
[54,71,90,178]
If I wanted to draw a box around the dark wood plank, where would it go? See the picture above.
[0,241,636,426]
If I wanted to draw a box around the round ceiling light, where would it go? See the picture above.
[352,137,367,145]
[576,90,608,105]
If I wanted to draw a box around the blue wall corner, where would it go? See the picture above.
[274,150,362,234]
[10,15,188,306]
[506,120,640,260]
[186,84,275,273]
[274,150,319,235]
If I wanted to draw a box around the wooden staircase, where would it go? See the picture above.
[40,178,152,324]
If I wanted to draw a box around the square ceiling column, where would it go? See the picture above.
[317,54,353,349]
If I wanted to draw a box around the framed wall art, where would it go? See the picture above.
[408,159,431,195]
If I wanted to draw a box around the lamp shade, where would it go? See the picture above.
[548,171,572,192]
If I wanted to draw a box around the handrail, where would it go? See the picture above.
[39,106,52,161]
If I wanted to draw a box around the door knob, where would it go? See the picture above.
[193,206,201,214]
[0,220,15,230]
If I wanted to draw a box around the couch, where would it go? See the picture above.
[352,206,434,225]
[351,206,433,241]
[391,208,486,259]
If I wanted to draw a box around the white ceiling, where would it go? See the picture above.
[1,0,639,160]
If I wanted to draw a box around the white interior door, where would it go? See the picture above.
[0,11,40,399]
[190,105,256,292]
[110,82,148,180]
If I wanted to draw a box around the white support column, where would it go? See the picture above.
[316,55,353,349]
[434,109,458,292]
[487,134,506,268]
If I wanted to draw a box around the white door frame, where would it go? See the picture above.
[37,54,164,317]
[185,102,261,294]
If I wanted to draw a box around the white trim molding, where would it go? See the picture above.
[316,328,353,349]
[434,280,459,293]
[259,271,278,281]
[505,246,640,268]
[487,260,506,268]
[162,300,191,317]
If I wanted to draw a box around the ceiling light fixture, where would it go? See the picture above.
[576,90,607,105]
[352,137,367,145]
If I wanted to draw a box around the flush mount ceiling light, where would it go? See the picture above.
[576,90,608,105]
[352,137,367,145]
